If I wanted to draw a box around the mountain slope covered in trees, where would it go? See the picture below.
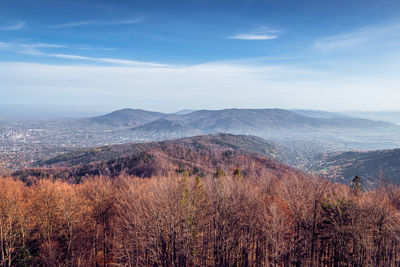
[9,132,400,187]
[15,134,298,183]
[314,148,400,186]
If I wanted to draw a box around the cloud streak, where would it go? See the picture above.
[0,21,24,31]
[49,17,143,28]
[229,27,279,40]
[315,24,400,52]
[0,40,168,67]
[0,41,66,55]
[49,53,169,67]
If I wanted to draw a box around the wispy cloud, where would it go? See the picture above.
[49,17,143,29]
[105,18,144,25]
[0,41,66,55]
[0,21,24,31]
[50,53,169,67]
[0,40,168,67]
[50,20,96,28]
[0,41,109,56]
[315,24,400,52]
[229,27,279,40]
[0,41,114,54]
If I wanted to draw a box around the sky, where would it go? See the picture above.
[1,0,400,117]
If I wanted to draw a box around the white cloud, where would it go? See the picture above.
[49,17,143,28]
[0,21,24,31]
[229,27,279,40]
[230,34,277,40]
[315,24,400,52]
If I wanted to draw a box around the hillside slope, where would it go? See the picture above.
[313,148,400,186]
[14,134,301,183]
[130,119,201,139]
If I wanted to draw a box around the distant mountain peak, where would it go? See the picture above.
[89,108,167,127]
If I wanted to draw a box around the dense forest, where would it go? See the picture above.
[1,171,400,266]
[11,134,295,185]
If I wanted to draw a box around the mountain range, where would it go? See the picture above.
[90,108,395,132]
[85,108,400,153]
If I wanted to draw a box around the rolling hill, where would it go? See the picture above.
[38,134,280,167]
[313,148,400,187]
[14,134,301,183]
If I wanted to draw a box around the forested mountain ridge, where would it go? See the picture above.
[38,134,279,167]
[90,108,396,132]
[14,134,299,183]
[314,148,400,186]
[15,133,400,187]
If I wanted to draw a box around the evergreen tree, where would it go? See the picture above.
[352,175,363,195]
[233,168,242,179]
[213,167,226,178]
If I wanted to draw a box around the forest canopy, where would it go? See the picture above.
[1,172,400,266]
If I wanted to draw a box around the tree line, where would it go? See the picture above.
[1,171,400,266]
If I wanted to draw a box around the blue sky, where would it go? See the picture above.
[1,0,400,116]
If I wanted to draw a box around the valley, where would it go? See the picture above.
[2,108,400,187]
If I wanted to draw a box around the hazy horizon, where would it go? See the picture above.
[2,104,400,121]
